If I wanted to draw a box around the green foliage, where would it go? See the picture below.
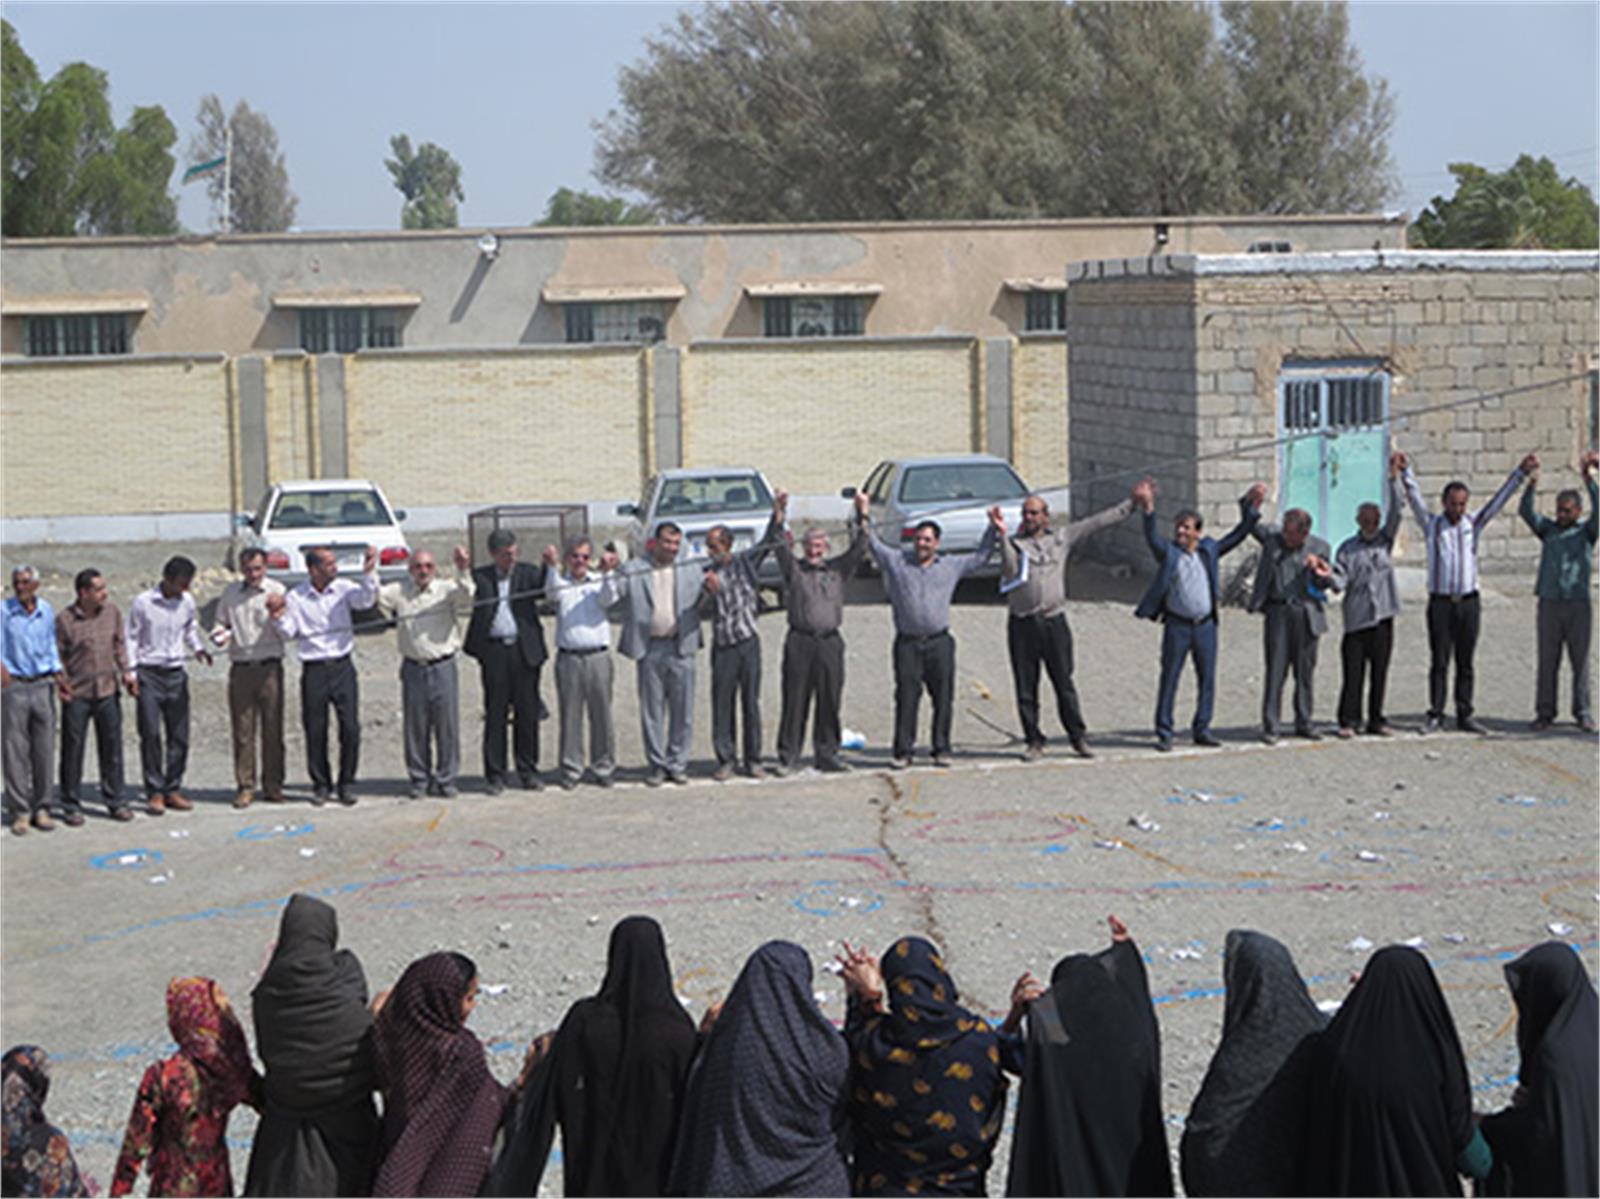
[595,0,1397,222]
[191,94,297,233]
[537,186,655,226]
[1,21,177,236]
[1411,156,1599,250]
[385,134,464,229]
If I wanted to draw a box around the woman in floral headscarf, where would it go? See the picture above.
[110,978,262,1197]
[2,1046,90,1198]
[836,936,1039,1197]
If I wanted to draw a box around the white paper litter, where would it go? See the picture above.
[1402,936,1426,948]
[168,829,190,838]
[813,991,830,1005]
[496,923,513,932]
[480,983,509,996]
[1169,947,1203,961]
[821,960,844,976]
[1092,838,1120,850]
[841,728,867,750]
[1283,840,1309,853]
[1370,811,1391,821]
[1253,817,1285,831]
[118,853,141,864]
[1548,922,1574,936]
[1346,936,1374,952]
[1356,850,1384,863]
[1443,933,1468,944]
[1129,814,1161,832]
[148,874,170,885]
[1423,750,1442,761]
[1316,998,1343,1014]
[298,847,317,858]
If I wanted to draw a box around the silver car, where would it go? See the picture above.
[842,454,1037,577]
[618,467,784,587]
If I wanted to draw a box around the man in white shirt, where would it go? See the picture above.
[377,546,475,799]
[125,556,211,814]
[1396,450,1532,734]
[271,544,378,805]
[542,535,622,790]
[213,547,288,808]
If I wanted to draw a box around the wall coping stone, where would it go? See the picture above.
[1067,250,1600,283]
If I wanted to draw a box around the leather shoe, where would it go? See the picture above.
[1367,723,1395,737]
[1261,731,1280,746]
[1154,738,1173,753]
[712,764,735,782]
[1193,733,1222,748]
[147,794,167,816]
[485,779,505,796]
[1336,726,1356,740]
[1530,718,1553,732]
[668,771,689,786]
[930,754,952,768]
[1069,736,1095,760]
[336,787,358,806]
[264,791,289,803]
[61,810,85,828]
[645,769,667,788]
[817,758,851,774]
[111,807,135,823]
[165,792,194,812]
[30,810,54,832]
[1021,743,1045,763]
[1294,726,1323,741]
[1457,717,1489,735]
[519,774,544,792]
[1581,719,1599,734]
[9,818,27,836]
[743,764,768,780]
[1422,715,1446,734]
[890,756,911,771]
[233,789,256,809]
[310,789,330,807]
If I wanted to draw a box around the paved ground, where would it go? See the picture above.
[2,540,1596,1195]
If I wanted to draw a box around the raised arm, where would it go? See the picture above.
[1586,460,1600,544]
[959,521,1001,578]
[1142,509,1169,563]
[1518,477,1549,539]
[1217,484,1266,557]
[1394,452,1432,531]
[1473,454,1533,531]
[1380,491,1403,545]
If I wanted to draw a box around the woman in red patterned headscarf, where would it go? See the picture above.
[110,977,262,1197]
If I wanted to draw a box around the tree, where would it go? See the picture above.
[384,134,463,229]
[1411,156,1599,250]
[1221,1,1396,214]
[595,0,1398,222]
[537,186,655,226]
[190,95,296,233]
[1,21,177,237]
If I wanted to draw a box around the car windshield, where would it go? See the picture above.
[654,475,772,517]
[899,464,1026,504]
[269,489,393,530]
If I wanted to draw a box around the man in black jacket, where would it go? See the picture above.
[465,529,549,792]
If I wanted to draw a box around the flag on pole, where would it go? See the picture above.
[182,155,226,185]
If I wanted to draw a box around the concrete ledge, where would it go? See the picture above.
[1,511,234,544]
[0,351,228,370]
[1068,250,1600,283]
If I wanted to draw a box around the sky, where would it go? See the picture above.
[4,1,1597,235]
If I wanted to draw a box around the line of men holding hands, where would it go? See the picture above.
[3,447,1596,833]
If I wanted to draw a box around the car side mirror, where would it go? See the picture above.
[840,486,857,499]
[235,513,255,529]
[617,503,638,517]
[394,509,407,522]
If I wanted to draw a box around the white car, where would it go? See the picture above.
[235,479,412,585]
[617,467,784,588]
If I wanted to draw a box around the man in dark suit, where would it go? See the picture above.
[465,528,549,793]
[1246,505,1344,743]
[1134,481,1265,751]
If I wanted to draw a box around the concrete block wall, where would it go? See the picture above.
[342,346,650,508]
[1,355,234,519]
[680,336,983,494]
[1065,252,1599,577]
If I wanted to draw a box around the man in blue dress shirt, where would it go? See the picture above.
[2,565,64,834]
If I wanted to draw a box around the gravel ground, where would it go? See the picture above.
[3,538,1596,1196]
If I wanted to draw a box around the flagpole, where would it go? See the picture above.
[223,123,233,234]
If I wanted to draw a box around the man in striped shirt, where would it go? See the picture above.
[1396,450,1535,734]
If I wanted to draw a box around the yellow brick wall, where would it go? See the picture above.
[264,355,318,489]
[1012,337,1069,489]
[343,348,648,506]
[681,339,980,493]
[1,358,233,517]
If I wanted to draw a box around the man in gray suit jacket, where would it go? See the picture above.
[613,520,705,784]
[1246,506,1344,743]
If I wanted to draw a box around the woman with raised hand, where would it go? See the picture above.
[485,914,697,1197]
[110,977,262,1197]
[837,935,1040,1197]
[670,940,851,1197]
[1179,930,1326,1197]
[1007,915,1172,1197]
[2,1046,90,1198]
[1303,944,1490,1195]
[370,952,525,1197]
[242,894,381,1198]
[1478,941,1597,1196]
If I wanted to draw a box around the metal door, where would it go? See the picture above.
[1277,366,1390,547]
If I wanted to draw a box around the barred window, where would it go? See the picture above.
[762,295,864,338]
[298,308,402,353]
[1023,291,1066,332]
[24,314,131,356]
[564,301,667,344]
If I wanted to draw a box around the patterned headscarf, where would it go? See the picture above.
[2,1046,89,1198]
[848,938,1009,1195]
[166,977,256,1112]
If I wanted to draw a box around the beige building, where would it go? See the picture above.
[0,215,1409,542]
[1066,249,1599,577]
